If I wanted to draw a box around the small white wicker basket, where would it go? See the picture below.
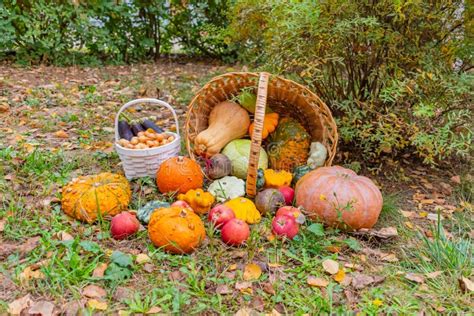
[114,98,181,179]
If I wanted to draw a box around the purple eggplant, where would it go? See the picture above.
[118,120,134,141]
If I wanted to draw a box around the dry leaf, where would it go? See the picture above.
[333,269,346,283]
[307,276,329,287]
[234,308,254,316]
[54,130,69,139]
[243,263,262,281]
[228,263,238,271]
[400,210,415,218]
[136,253,151,264]
[87,299,108,311]
[82,284,107,298]
[459,277,474,293]
[351,273,385,290]
[143,263,154,273]
[92,263,108,278]
[216,284,233,295]
[59,231,74,241]
[263,282,275,295]
[146,306,162,314]
[450,175,461,184]
[425,271,443,279]
[381,253,399,262]
[405,273,425,284]
[0,219,6,232]
[28,300,55,316]
[251,295,265,312]
[8,294,33,315]
[19,266,45,283]
[322,259,339,275]
[235,281,252,291]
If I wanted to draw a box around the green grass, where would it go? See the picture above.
[1,64,472,314]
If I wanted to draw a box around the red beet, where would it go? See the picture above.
[221,218,250,246]
[208,204,235,229]
[272,214,299,239]
[111,212,140,240]
[278,186,295,205]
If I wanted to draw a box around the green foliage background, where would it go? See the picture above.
[0,0,233,64]
[228,0,473,165]
[0,0,472,165]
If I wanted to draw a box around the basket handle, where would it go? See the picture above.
[114,98,180,142]
[246,72,270,197]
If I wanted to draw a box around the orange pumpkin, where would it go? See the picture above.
[148,206,206,254]
[156,156,203,194]
[295,166,383,230]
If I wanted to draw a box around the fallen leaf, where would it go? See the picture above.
[234,308,254,316]
[263,282,275,295]
[307,276,329,287]
[450,175,461,184]
[169,270,183,281]
[322,259,339,275]
[19,266,45,283]
[235,281,252,293]
[136,253,151,264]
[0,219,5,232]
[354,227,398,239]
[459,277,474,293]
[113,287,132,302]
[54,130,69,139]
[251,295,265,312]
[82,284,107,298]
[427,213,443,221]
[143,263,154,273]
[0,103,10,113]
[146,306,162,314]
[333,269,346,283]
[59,231,74,241]
[243,263,262,281]
[381,253,399,262]
[228,263,238,271]
[425,271,443,279]
[8,294,33,315]
[405,273,425,284]
[400,210,415,218]
[87,299,108,311]
[404,221,414,229]
[28,300,55,316]
[216,284,233,295]
[351,273,385,290]
[92,263,108,277]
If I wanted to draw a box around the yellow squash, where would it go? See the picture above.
[177,189,215,214]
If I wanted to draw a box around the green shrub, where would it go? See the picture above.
[229,0,473,165]
[0,0,234,64]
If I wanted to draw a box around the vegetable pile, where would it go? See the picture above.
[59,88,383,256]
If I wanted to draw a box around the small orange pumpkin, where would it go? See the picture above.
[156,156,203,194]
[148,206,206,254]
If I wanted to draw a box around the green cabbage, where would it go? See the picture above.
[222,139,268,179]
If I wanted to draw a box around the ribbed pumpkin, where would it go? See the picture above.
[267,118,310,171]
[61,173,131,223]
[148,206,206,254]
[156,156,203,194]
[295,166,383,230]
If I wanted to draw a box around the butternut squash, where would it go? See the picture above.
[194,101,250,157]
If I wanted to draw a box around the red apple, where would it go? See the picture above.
[171,200,191,209]
[111,212,140,240]
[276,206,305,223]
[272,214,299,239]
[278,186,295,205]
[208,204,235,229]
[221,218,250,246]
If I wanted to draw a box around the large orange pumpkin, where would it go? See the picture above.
[148,206,206,254]
[295,166,383,230]
[156,156,203,194]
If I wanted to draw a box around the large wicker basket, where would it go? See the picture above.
[185,72,338,197]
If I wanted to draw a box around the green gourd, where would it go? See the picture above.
[137,200,170,224]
